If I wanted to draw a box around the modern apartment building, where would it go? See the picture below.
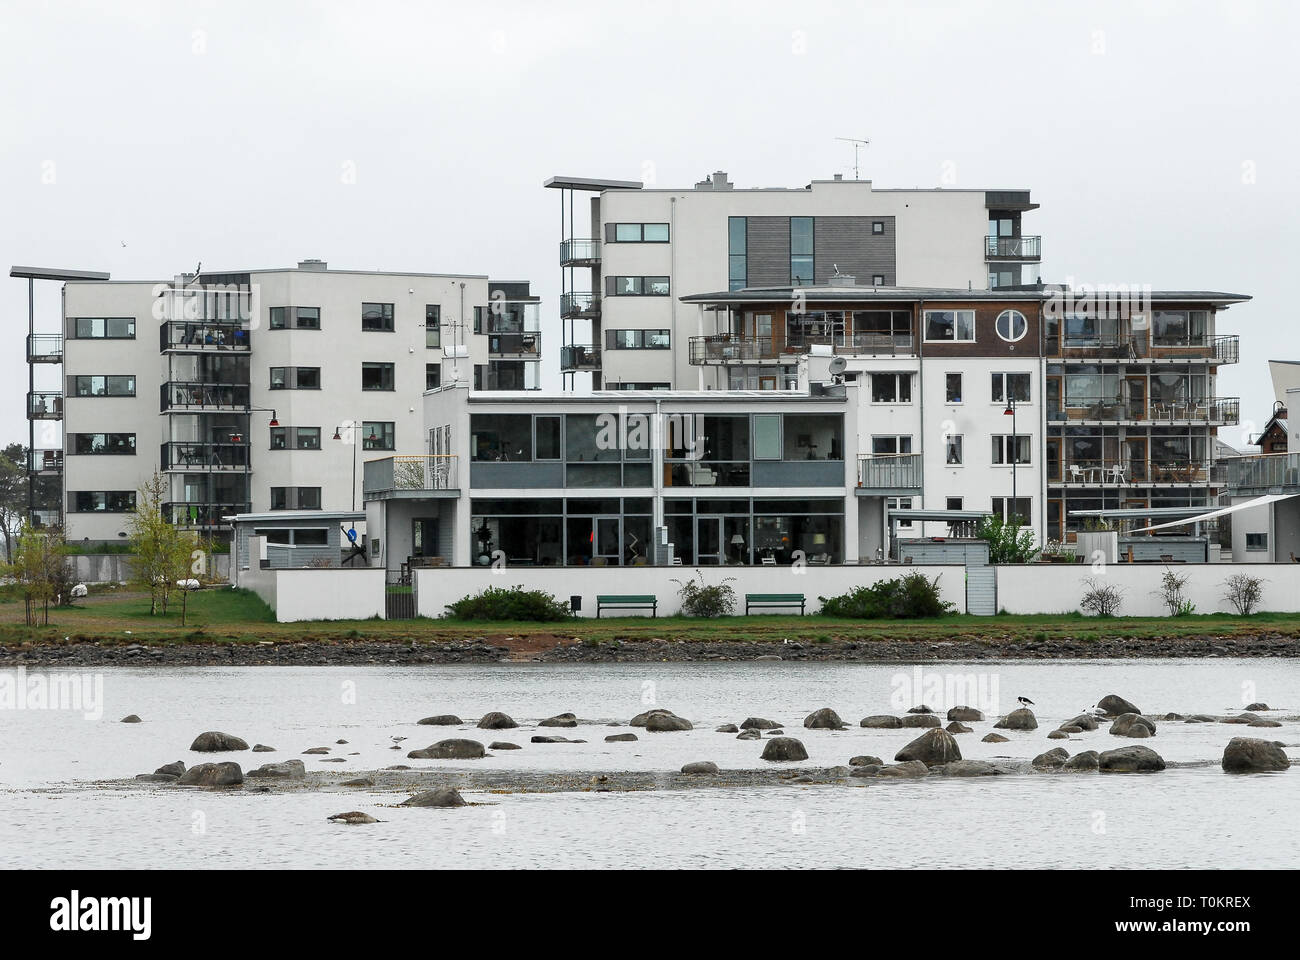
[547,170,1042,391]
[33,261,539,544]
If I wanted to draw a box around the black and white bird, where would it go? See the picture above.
[1017,696,1035,708]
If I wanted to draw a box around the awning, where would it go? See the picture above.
[1128,494,1296,533]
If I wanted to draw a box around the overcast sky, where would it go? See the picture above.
[3,0,1296,449]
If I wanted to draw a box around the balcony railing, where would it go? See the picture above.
[488,331,542,357]
[159,321,250,353]
[161,441,251,471]
[26,334,63,363]
[560,344,602,370]
[28,449,63,474]
[560,239,601,265]
[985,235,1041,259]
[1048,396,1239,424]
[1224,453,1300,493]
[560,293,601,318]
[1048,459,1225,486]
[689,332,914,364]
[857,453,923,491]
[31,508,62,529]
[363,455,458,497]
[28,391,63,420]
[160,381,251,412]
[1047,333,1239,363]
[164,502,250,528]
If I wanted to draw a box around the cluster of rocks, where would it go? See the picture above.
[3,639,512,667]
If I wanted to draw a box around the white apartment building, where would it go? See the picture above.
[45,262,539,543]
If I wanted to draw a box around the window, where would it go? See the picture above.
[872,274,885,285]
[270,306,319,330]
[361,302,394,331]
[870,372,912,404]
[536,416,562,460]
[992,434,1032,465]
[995,309,1027,342]
[361,362,395,391]
[73,317,134,339]
[270,427,320,451]
[946,435,964,465]
[872,221,885,235]
[72,491,135,512]
[362,421,395,451]
[72,433,135,455]
[729,217,747,292]
[871,436,913,455]
[611,276,670,296]
[269,367,320,390]
[256,527,329,546]
[426,363,441,391]
[946,373,963,403]
[991,497,1032,526]
[991,372,1032,403]
[946,497,963,510]
[607,329,671,350]
[611,223,669,242]
[1245,532,1268,552]
[753,415,781,460]
[924,310,976,343]
[270,487,321,510]
[887,496,913,528]
[425,304,441,348]
[790,216,814,284]
[73,375,135,397]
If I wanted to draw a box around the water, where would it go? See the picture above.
[1,660,1296,869]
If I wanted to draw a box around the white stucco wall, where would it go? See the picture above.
[273,568,386,622]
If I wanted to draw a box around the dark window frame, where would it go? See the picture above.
[361,302,395,332]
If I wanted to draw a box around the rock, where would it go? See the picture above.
[1047,730,1070,740]
[177,762,243,786]
[251,744,276,752]
[939,759,999,777]
[761,737,809,762]
[1222,713,1261,724]
[715,724,739,733]
[1063,714,1100,731]
[321,757,347,763]
[1158,713,1184,721]
[681,761,719,775]
[850,765,882,777]
[994,708,1038,730]
[336,739,348,745]
[531,735,579,743]
[341,778,374,787]
[489,741,522,749]
[302,747,331,754]
[645,712,693,732]
[154,761,186,777]
[1098,745,1166,773]
[859,715,902,728]
[328,811,378,824]
[1221,737,1291,773]
[946,722,972,734]
[981,733,1010,743]
[120,714,142,723]
[736,729,762,740]
[739,717,781,730]
[823,765,851,778]
[849,755,883,767]
[135,773,177,782]
[906,705,934,714]
[766,730,785,736]
[1096,694,1141,717]
[1057,725,1084,734]
[1248,720,1282,728]
[246,760,306,779]
[1063,750,1100,771]
[1188,714,1218,723]
[189,731,249,752]
[477,711,518,729]
[386,765,411,770]
[947,706,984,722]
[605,733,638,742]
[803,707,847,730]
[401,787,467,807]
[539,712,578,728]
[1109,713,1157,738]
[407,739,486,759]
[877,760,929,778]
[1244,702,1270,712]
[630,708,683,727]
[894,728,962,767]
[418,715,463,726]
[900,714,942,729]
[1032,747,1070,768]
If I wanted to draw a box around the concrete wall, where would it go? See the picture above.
[414,564,968,619]
[66,552,230,583]
[274,568,386,622]
[239,537,278,610]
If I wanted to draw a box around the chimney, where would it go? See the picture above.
[297,259,328,271]
[833,174,843,181]
[694,170,733,191]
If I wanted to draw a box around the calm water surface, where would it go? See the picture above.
[1,659,1296,869]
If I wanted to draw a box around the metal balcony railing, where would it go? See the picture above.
[560,344,602,370]
[560,239,601,265]
[363,455,458,496]
[26,334,63,363]
[1048,396,1239,424]
[1047,333,1239,363]
[560,293,600,318]
[160,321,250,353]
[857,453,923,490]
[27,391,63,420]
[1048,459,1224,485]
[28,449,63,473]
[1224,453,1300,493]
[160,381,251,412]
[689,332,915,363]
[161,441,251,471]
[985,235,1041,259]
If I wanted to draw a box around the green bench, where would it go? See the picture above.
[745,593,806,615]
[596,594,657,618]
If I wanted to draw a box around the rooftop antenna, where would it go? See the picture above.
[835,137,870,180]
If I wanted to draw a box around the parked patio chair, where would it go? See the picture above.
[1108,463,1126,483]
[1069,464,1086,483]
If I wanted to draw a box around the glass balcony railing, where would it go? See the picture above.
[560,239,601,265]
[160,381,251,412]
[26,334,63,363]
[1224,453,1300,493]
[1048,396,1238,424]
[159,321,250,352]
[560,293,600,318]
[363,455,458,496]
[560,344,602,370]
[161,442,251,471]
[689,332,914,363]
[27,391,63,420]
[985,235,1041,259]
[1047,333,1238,363]
[1048,459,1224,485]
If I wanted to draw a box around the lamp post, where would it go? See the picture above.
[1003,396,1018,526]
[333,421,378,512]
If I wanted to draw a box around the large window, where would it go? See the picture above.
[73,317,134,339]
[72,491,135,512]
[425,304,441,348]
[870,372,912,404]
[608,329,670,349]
[270,306,320,330]
[361,422,395,451]
[924,310,976,343]
[790,216,814,284]
[991,372,1031,403]
[992,496,1032,526]
[946,373,963,403]
[73,375,135,397]
[472,414,534,461]
[611,276,670,296]
[871,436,913,455]
[992,434,1032,465]
[426,363,441,391]
[72,433,135,455]
[728,217,747,291]
[612,223,669,242]
[946,435,964,465]
[270,427,321,450]
[269,367,320,390]
[361,302,394,331]
[361,362,395,391]
[270,487,321,510]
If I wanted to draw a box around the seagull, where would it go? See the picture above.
[390,736,406,743]
[1017,696,1035,708]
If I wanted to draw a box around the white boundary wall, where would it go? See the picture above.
[274,569,386,622]
[996,563,1300,617]
[414,565,968,619]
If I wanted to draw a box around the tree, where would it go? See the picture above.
[3,521,66,625]
[0,443,27,562]
[976,512,1039,564]
[127,472,193,616]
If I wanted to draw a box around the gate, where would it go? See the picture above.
[965,564,997,616]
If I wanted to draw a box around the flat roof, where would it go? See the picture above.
[10,265,110,281]
[682,286,1252,305]
[226,510,366,524]
[544,175,643,191]
[449,388,845,404]
[887,509,992,521]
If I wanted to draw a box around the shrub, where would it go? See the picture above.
[444,585,572,622]
[977,513,1038,564]
[672,570,736,618]
[1223,574,1264,616]
[1080,578,1123,617]
[1154,568,1195,617]
[818,573,954,619]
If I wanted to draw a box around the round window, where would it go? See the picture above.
[996,309,1027,342]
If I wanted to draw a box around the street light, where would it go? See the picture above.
[333,421,378,512]
[1003,397,1018,526]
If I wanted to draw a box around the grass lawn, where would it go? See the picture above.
[2,586,1300,647]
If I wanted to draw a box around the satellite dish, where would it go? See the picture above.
[828,356,848,376]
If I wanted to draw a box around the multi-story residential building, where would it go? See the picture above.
[547,170,1042,391]
[38,261,539,544]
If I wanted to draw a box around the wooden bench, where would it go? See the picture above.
[745,593,806,615]
[596,594,657,618]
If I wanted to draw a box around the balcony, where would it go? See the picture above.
[27,334,63,363]
[165,501,250,528]
[363,455,458,499]
[1049,459,1225,487]
[28,449,63,475]
[689,332,914,364]
[560,344,602,371]
[1224,453,1300,495]
[560,239,601,266]
[488,331,541,358]
[161,441,251,472]
[160,321,250,353]
[1048,396,1239,425]
[1048,333,1239,364]
[985,235,1041,260]
[856,453,923,494]
[27,391,63,420]
[560,293,601,319]
[160,381,251,413]
[30,508,62,529]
